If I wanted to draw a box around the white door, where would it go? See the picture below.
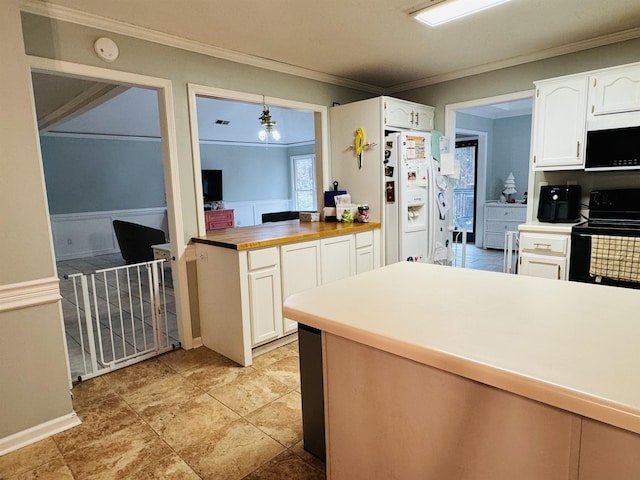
[519,254,566,280]
[281,240,321,333]
[249,266,283,345]
[321,235,355,284]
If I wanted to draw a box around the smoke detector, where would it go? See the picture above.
[93,37,119,62]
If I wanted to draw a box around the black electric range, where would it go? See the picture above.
[569,188,640,289]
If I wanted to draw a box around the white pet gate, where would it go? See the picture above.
[63,259,178,383]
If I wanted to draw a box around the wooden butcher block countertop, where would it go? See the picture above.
[192,220,381,250]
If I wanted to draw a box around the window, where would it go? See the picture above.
[291,154,316,211]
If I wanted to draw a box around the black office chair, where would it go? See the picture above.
[112,220,166,264]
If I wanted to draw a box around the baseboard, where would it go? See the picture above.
[0,412,81,456]
[191,336,203,348]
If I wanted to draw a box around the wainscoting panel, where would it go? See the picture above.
[50,207,168,260]
[224,199,293,227]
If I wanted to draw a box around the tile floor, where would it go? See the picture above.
[0,341,325,480]
[452,243,506,273]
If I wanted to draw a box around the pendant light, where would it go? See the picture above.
[258,95,281,142]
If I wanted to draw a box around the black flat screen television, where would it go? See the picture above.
[202,169,223,202]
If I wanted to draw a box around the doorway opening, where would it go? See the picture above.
[453,138,479,243]
[187,84,329,235]
[27,56,190,383]
[445,90,534,272]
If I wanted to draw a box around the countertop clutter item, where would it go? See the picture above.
[537,185,581,223]
[299,211,320,222]
[334,194,357,222]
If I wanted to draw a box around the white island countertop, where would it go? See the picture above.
[283,262,640,434]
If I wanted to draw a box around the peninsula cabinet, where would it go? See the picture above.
[532,76,588,170]
[320,235,355,284]
[247,247,282,345]
[194,223,381,366]
[281,240,321,335]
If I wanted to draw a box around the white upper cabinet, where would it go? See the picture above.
[384,97,434,132]
[532,76,588,170]
[589,64,640,117]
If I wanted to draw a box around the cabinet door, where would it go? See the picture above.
[356,246,374,274]
[321,235,355,284]
[519,253,566,280]
[384,98,414,129]
[412,104,434,131]
[533,76,588,170]
[249,266,283,346]
[281,241,321,333]
[590,65,640,116]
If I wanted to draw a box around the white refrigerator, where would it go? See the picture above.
[384,131,451,265]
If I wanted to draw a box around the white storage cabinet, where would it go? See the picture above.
[532,76,588,170]
[589,64,640,117]
[483,203,526,249]
[384,97,435,132]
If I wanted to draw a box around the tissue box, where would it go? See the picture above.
[299,211,319,222]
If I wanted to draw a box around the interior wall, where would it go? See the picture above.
[21,12,373,244]
[199,144,291,202]
[489,115,531,201]
[40,135,166,214]
[0,0,73,442]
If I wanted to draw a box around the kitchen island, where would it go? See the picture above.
[192,220,381,366]
[283,262,640,479]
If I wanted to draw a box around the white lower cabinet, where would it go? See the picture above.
[196,228,380,367]
[355,230,375,274]
[321,235,355,284]
[518,231,571,280]
[248,266,283,345]
[281,240,321,334]
[247,247,282,346]
[519,253,566,280]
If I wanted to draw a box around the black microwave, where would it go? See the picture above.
[585,125,640,170]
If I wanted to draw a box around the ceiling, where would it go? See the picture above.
[32,0,640,91]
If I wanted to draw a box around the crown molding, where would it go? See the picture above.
[387,26,640,93]
[20,1,640,97]
[20,0,384,95]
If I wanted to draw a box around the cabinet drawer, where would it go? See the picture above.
[485,206,526,221]
[520,233,568,255]
[248,247,279,270]
[486,220,522,233]
[355,230,373,249]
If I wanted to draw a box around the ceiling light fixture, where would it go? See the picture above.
[258,96,281,142]
[413,0,511,27]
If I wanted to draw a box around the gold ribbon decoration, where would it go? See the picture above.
[354,127,365,169]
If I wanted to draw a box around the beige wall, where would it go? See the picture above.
[0,8,371,444]
[0,0,73,441]
[21,12,373,244]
